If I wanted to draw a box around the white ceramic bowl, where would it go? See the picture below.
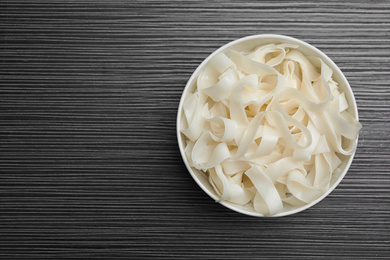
[177,34,359,217]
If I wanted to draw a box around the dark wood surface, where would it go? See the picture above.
[1,0,389,259]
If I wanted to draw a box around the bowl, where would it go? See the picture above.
[176,34,359,217]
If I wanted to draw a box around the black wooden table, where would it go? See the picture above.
[1,1,389,259]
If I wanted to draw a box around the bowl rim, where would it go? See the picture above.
[176,34,359,217]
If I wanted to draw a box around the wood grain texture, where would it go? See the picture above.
[0,0,389,259]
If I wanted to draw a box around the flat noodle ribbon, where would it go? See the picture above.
[181,44,362,216]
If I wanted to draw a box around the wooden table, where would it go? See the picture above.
[1,0,389,258]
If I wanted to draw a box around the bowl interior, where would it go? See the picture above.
[177,34,359,217]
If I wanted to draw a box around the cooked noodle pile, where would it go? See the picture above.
[181,43,361,215]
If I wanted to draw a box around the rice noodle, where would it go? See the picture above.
[181,43,361,216]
